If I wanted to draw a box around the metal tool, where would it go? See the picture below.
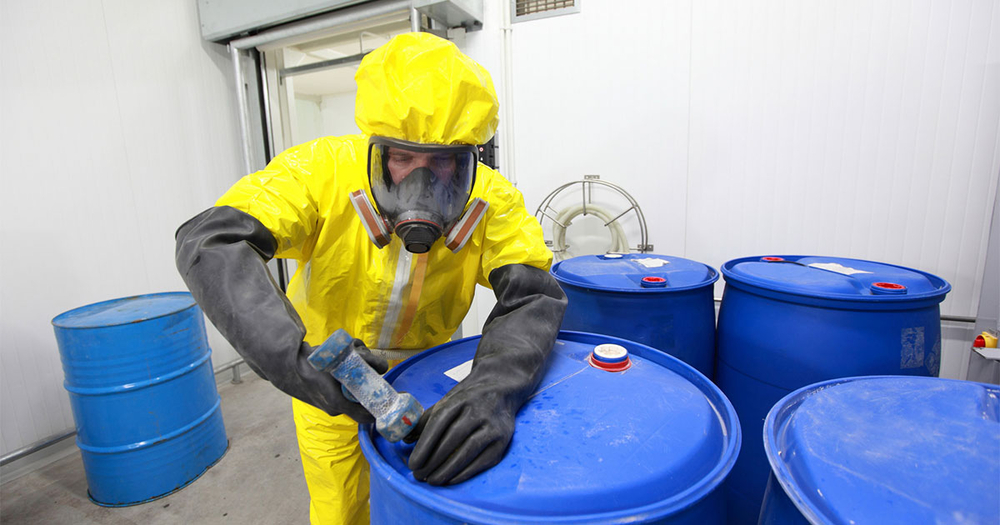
[307,329,423,442]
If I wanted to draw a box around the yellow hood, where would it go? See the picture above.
[354,32,499,145]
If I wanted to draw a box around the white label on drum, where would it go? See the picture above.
[444,359,474,382]
[807,262,872,275]
[635,258,668,269]
[900,327,926,369]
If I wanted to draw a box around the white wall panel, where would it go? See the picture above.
[295,98,324,144]
[320,91,362,137]
[0,0,244,456]
[508,0,692,256]
[687,0,1000,317]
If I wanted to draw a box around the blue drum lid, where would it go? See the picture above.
[361,332,740,523]
[722,255,950,303]
[764,376,1000,525]
[52,292,196,329]
[551,254,719,292]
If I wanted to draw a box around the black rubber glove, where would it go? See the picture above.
[404,263,567,485]
[175,206,388,422]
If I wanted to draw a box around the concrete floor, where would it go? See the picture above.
[1,371,311,524]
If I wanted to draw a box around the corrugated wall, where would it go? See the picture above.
[511,0,693,256]
[506,0,998,379]
[687,0,1000,318]
[509,0,998,318]
[0,0,244,457]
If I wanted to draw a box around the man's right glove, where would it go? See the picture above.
[404,263,567,485]
[175,205,388,423]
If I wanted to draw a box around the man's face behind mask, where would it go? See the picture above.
[386,148,459,184]
[367,137,478,253]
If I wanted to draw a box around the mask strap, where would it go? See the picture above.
[445,198,490,252]
[349,189,392,249]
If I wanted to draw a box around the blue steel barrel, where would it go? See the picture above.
[359,331,741,524]
[760,376,1000,525]
[552,254,719,378]
[714,255,950,524]
[52,292,229,506]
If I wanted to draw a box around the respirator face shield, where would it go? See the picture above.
[367,136,478,253]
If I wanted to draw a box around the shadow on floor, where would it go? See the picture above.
[1,373,310,525]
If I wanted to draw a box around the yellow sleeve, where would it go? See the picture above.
[215,141,325,260]
[477,169,554,288]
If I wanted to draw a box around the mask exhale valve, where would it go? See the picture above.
[396,221,440,254]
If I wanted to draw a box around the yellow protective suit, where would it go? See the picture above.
[215,32,552,525]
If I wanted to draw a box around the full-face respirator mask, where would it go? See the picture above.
[349,136,489,254]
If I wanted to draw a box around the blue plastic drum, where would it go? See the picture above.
[714,256,950,524]
[360,331,741,524]
[52,292,228,506]
[760,376,1000,525]
[552,254,719,378]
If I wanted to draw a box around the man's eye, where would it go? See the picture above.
[390,154,412,162]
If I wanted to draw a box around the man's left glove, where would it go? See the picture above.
[404,263,567,485]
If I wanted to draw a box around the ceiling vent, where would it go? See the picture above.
[512,0,580,23]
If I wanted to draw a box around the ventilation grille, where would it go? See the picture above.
[513,0,579,21]
[516,0,574,16]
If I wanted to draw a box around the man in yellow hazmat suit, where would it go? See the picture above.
[174,32,567,524]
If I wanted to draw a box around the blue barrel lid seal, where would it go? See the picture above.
[589,343,631,371]
[721,255,950,306]
[552,254,719,293]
